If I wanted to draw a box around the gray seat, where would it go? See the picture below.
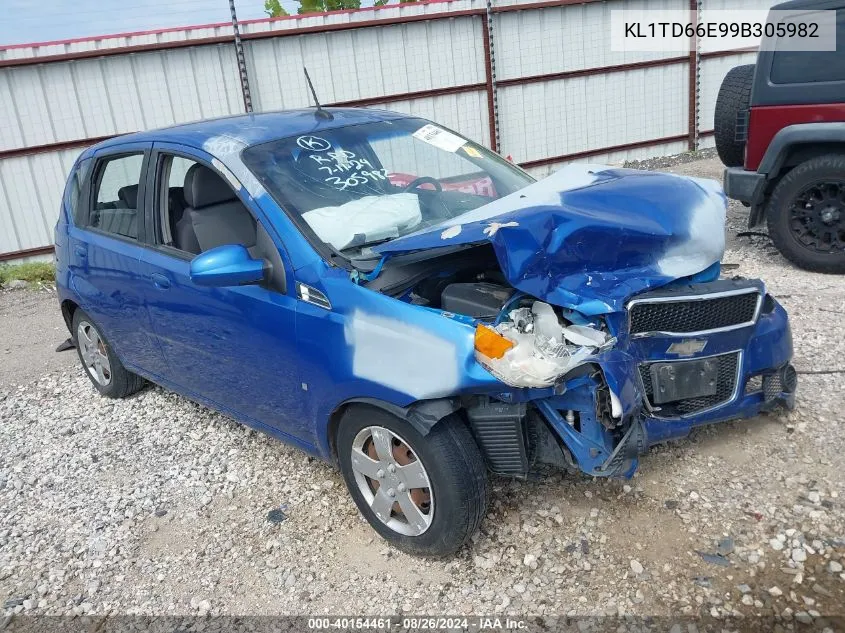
[117,184,139,209]
[182,164,257,255]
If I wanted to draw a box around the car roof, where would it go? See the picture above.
[772,0,843,10]
[86,107,411,154]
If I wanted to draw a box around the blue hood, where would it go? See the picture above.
[374,165,727,315]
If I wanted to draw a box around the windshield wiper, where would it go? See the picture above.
[341,236,395,254]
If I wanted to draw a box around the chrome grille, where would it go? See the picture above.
[629,290,760,336]
[639,352,740,417]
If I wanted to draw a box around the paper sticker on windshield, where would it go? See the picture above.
[413,124,466,153]
[463,145,482,158]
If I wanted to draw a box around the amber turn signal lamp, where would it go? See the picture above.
[474,325,514,359]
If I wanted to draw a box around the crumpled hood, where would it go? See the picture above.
[374,164,727,315]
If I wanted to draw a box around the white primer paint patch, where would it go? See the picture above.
[202,134,267,199]
[345,310,466,399]
[657,175,726,277]
[441,225,462,240]
[211,158,242,191]
[483,221,519,237]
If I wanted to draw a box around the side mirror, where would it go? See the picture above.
[190,244,266,287]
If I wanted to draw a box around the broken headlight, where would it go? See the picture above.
[474,300,614,388]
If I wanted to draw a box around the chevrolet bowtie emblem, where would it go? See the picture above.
[666,339,707,356]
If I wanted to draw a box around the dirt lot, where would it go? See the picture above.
[1,155,843,623]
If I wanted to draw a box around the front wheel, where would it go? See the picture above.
[766,154,845,273]
[337,407,488,557]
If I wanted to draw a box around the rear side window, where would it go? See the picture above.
[770,9,845,84]
[88,154,144,240]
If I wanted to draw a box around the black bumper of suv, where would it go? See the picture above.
[723,166,765,204]
[723,167,768,226]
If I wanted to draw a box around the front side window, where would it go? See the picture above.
[154,153,257,257]
[89,154,144,240]
[241,118,534,254]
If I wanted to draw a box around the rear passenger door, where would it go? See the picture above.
[68,142,165,374]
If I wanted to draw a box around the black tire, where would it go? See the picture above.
[714,64,755,167]
[71,308,145,398]
[766,154,845,273]
[337,406,488,557]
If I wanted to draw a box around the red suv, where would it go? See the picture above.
[718,0,845,272]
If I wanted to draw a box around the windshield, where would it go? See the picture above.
[241,117,535,255]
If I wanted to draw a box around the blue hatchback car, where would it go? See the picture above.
[55,108,795,556]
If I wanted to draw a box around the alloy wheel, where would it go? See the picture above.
[77,320,112,386]
[788,180,845,253]
[349,425,433,536]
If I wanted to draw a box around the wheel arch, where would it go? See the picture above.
[326,396,462,462]
[759,123,845,178]
[748,124,845,226]
[61,299,80,335]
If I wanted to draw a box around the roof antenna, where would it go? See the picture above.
[303,66,333,121]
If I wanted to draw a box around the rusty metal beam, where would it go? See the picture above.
[496,55,689,88]
[520,134,690,169]
[0,245,55,262]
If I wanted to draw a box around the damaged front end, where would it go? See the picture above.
[355,165,796,481]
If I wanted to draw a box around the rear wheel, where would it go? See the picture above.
[714,64,755,167]
[766,154,845,273]
[72,309,145,398]
[337,407,488,557]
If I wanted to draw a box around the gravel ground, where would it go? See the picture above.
[1,155,844,622]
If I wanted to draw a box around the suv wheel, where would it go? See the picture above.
[767,154,845,273]
[714,64,755,167]
[72,308,146,398]
[337,406,488,557]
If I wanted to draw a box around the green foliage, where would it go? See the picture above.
[0,261,55,286]
[267,0,416,18]
[264,0,290,17]
[298,0,360,13]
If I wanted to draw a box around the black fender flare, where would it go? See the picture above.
[748,122,845,226]
[758,122,845,176]
[327,396,462,458]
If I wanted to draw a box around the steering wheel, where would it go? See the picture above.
[403,176,442,193]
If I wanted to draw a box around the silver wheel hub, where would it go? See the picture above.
[350,426,433,536]
[77,321,112,386]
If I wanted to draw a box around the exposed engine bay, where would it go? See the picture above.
[386,245,614,390]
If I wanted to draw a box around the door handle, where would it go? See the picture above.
[74,245,87,258]
[150,273,171,289]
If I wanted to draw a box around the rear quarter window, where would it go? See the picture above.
[770,9,845,84]
[65,157,91,226]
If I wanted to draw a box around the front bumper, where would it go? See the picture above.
[532,295,795,479]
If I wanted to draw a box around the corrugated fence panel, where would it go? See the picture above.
[245,16,484,112]
[0,44,244,152]
[0,149,79,254]
[347,91,491,147]
[494,0,684,81]
[495,0,689,164]
[1,0,765,259]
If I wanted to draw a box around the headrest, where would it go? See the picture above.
[184,164,237,209]
[117,184,139,208]
[168,186,187,211]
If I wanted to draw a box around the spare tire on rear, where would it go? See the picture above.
[714,64,755,167]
